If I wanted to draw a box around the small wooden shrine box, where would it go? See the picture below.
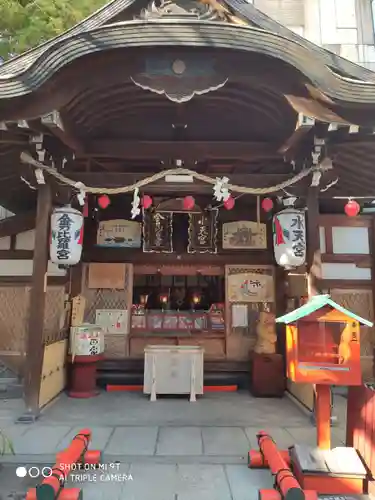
[290,444,367,494]
[276,295,373,386]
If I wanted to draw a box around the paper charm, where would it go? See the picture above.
[131,187,141,219]
[213,177,230,202]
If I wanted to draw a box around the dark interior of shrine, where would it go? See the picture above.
[132,273,225,311]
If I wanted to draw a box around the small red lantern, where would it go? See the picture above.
[142,195,153,209]
[344,199,360,217]
[183,196,195,211]
[224,196,235,210]
[98,194,110,209]
[261,197,273,212]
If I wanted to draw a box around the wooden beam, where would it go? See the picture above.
[84,247,274,266]
[21,184,51,422]
[0,250,34,259]
[41,111,84,154]
[278,114,315,157]
[0,211,35,238]
[85,140,281,160]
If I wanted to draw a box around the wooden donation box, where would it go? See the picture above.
[276,294,368,387]
[143,345,204,402]
[276,295,373,495]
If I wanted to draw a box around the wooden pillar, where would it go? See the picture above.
[21,184,52,421]
[306,185,322,298]
[315,384,331,449]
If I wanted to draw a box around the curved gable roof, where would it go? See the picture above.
[0,0,374,84]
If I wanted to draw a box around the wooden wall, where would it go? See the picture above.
[287,214,375,409]
[79,198,276,362]
[0,226,68,408]
[82,197,274,266]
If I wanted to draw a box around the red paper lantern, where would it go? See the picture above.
[142,195,153,209]
[344,199,360,217]
[183,196,195,211]
[261,197,273,212]
[98,195,110,209]
[224,196,235,210]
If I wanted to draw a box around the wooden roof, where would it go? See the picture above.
[276,294,374,327]
[1,0,375,212]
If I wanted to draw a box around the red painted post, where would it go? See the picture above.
[26,488,82,500]
[248,449,291,468]
[257,431,305,500]
[259,490,318,500]
[26,429,92,500]
[346,384,375,496]
[315,384,331,449]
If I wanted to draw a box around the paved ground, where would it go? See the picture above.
[0,390,348,499]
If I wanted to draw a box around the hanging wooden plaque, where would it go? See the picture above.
[222,221,267,250]
[142,210,173,253]
[88,263,126,289]
[188,210,217,253]
[71,294,86,326]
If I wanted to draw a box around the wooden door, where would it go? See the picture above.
[330,289,374,382]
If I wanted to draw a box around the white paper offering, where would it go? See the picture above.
[232,304,248,327]
[95,309,129,335]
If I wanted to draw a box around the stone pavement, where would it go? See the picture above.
[0,462,273,500]
[0,390,348,499]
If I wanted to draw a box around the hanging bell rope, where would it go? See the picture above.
[21,152,320,196]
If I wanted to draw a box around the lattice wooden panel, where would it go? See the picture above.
[43,286,67,345]
[330,289,374,356]
[82,264,133,358]
[84,289,129,323]
[83,264,133,324]
[0,286,29,354]
[330,288,374,381]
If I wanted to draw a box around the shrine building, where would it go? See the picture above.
[0,0,374,417]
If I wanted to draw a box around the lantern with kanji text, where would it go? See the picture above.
[272,208,306,269]
[50,205,84,266]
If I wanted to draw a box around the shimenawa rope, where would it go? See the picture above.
[20,152,317,195]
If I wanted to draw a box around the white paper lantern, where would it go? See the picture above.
[50,205,84,266]
[272,208,306,269]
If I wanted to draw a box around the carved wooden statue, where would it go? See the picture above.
[254,311,277,354]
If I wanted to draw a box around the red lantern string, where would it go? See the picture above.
[183,196,195,211]
[98,195,110,209]
[344,199,360,217]
[224,196,235,210]
[142,195,153,209]
[261,197,273,212]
